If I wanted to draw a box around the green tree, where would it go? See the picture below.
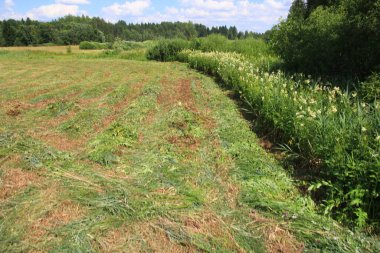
[2,20,17,46]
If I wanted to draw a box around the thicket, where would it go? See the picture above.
[147,35,275,65]
[79,41,111,50]
[270,0,380,80]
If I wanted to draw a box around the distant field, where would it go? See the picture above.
[0,49,377,252]
[0,45,99,54]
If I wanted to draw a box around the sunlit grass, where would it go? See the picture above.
[0,49,378,252]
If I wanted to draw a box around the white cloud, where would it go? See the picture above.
[4,0,14,10]
[103,0,151,16]
[55,0,90,4]
[0,0,24,19]
[1,0,291,32]
[137,0,291,32]
[180,0,235,11]
[26,4,82,19]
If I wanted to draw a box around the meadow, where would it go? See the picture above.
[0,45,378,252]
[147,37,380,232]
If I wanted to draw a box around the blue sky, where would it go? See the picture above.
[0,0,292,32]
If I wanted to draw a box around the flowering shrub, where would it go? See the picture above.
[177,50,380,229]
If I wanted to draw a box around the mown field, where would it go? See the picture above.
[0,48,378,252]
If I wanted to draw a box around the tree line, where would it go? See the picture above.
[270,0,380,79]
[0,15,263,47]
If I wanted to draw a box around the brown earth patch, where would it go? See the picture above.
[0,168,40,200]
[153,187,177,196]
[37,132,84,152]
[249,210,304,253]
[182,212,245,252]
[4,101,32,117]
[158,77,197,112]
[97,220,196,253]
[167,134,200,151]
[45,111,76,128]
[30,200,85,239]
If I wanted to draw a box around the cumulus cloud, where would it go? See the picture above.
[26,4,82,19]
[4,0,13,9]
[0,0,290,32]
[180,0,235,11]
[103,0,151,16]
[55,0,90,4]
[137,0,291,32]
[0,0,23,19]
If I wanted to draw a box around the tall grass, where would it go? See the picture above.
[176,49,380,230]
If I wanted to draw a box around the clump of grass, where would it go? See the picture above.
[45,100,77,117]
[88,123,137,166]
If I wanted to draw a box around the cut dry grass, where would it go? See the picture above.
[0,48,377,252]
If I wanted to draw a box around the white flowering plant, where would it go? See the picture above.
[177,49,380,229]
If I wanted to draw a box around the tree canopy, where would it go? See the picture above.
[0,15,261,47]
[270,0,380,78]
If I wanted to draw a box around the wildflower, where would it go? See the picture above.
[376,136,380,142]
[352,92,357,98]
[362,127,367,132]
[331,106,337,113]
[309,111,317,118]
[305,79,311,84]
[300,123,305,127]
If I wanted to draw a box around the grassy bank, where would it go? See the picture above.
[174,49,380,231]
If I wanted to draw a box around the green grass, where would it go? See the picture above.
[0,49,378,252]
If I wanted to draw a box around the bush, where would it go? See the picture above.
[66,46,72,54]
[146,36,276,67]
[270,0,380,79]
[79,41,111,50]
[194,34,229,52]
[112,38,146,51]
[146,39,191,62]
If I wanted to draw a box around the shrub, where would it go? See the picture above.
[194,34,229,52]
[270,0,380,79]
[146,39,191,62]
[112,38,146,51]
[79,41,111,50]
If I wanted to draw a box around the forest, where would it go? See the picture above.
[0,15,262,46]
